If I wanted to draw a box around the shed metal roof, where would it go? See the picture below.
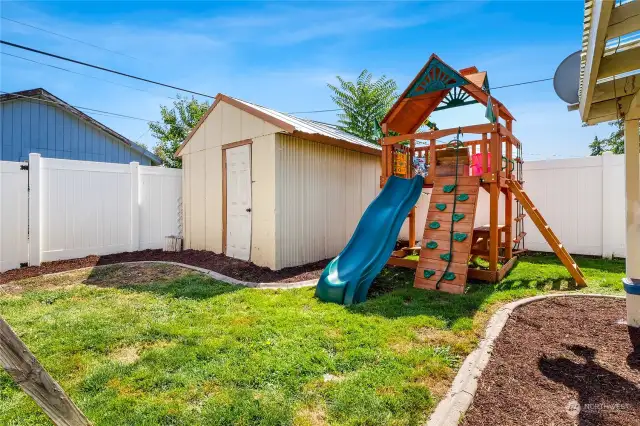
[176,93,381,157]
[230,96,381,152]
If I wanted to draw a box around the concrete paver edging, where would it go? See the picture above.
[21,260,319,290]
[426,293,626,426]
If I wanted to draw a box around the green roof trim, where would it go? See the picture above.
[407,57,469,98]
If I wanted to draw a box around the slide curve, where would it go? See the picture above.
[315,175,424,305]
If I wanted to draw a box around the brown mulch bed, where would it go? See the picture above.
[0,249,330,285]
[462,297,640,426]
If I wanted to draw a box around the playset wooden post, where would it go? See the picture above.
[381,54,586,292]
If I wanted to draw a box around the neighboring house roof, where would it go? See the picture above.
[0,88,162,165]
[175,93,381,157]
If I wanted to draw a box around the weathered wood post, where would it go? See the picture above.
[623,118,640,334]
[0,317,90,425]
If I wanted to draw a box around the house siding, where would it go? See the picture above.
[0,99,153,165]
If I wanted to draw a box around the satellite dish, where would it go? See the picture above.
[554,51,581,104]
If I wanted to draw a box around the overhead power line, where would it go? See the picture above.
[1,40,215,99]
[0,90,155,122]
[494,77,553,89]
[1,16,139,60]
[288,77,554,114]
[2,52,176,100]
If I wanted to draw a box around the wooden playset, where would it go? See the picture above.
[380,54,587,293]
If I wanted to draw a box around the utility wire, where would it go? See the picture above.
[1,40,215,99]
[2,52,176,100]
[1,16,139,60]
[288,77,554,114]
[2,39,553,113]
[0,90,155,122]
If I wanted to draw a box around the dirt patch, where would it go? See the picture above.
[109,340,175,365]
[0,264,196,294]
[84,263,192,287]
[0,268,91,295]
[110,345,141,365]
[293,404,327,426]
[462,297,640,426]
[0,249,329,285]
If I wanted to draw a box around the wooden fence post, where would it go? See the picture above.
[0,317,90,425]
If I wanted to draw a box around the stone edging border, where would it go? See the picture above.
[426,293,626,426]
[13,260,319,290]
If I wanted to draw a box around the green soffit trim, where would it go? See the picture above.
[407,57,469,98]
[434,87,478,111]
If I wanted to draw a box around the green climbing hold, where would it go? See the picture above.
[426,241,438,249]
[443,272,456,281]
[423,269,436,279]
[440,253,451,261]
[435,203,446,211]
[452,213,465,222]
[443,184,456,193]
[456,194,469,202]
[429,221,440,229]
[453,233,468,242]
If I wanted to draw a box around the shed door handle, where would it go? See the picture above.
[246,208,251,213]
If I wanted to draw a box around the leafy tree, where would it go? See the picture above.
[328,70,398,143]
[328,70,438,143]
[149,95,210,168]
[588,135,607,156]
[589,119,639,156]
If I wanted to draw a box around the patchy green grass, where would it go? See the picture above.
[0,255,625,425]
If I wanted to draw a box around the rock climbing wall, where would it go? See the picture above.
[414,176,480,294]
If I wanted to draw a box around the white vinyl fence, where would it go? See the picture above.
[2,153,634,274]
[521,153,627,257]
[0,161,29,273]
[0,154,181,272]
[402,152,633,258]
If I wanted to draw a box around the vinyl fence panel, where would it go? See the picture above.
[0,161,29,272]
[522,156,605,256]
[40,158,133,261]
[139,166,182,250]
[0,156,182,270]
[402,153,632,258]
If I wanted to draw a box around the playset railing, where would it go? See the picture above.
[380,123,520,188]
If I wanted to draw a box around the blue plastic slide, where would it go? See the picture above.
[315,175,424,305]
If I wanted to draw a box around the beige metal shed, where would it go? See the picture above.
[176,94,382,270]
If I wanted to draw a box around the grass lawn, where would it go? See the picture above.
[0,254,625,425]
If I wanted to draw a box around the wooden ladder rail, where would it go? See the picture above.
[506,179,587,287]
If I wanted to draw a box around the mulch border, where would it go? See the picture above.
[0,249,330,286]
[4,261,319,290]
[427,293,626,426]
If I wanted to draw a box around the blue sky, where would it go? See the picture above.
[1,1,611,159]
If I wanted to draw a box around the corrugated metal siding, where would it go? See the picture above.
[0,99,152,165]
[275,134,381,269]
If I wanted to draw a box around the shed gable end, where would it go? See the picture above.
[178,100,283,156]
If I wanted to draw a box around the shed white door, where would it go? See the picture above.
[226,145,252,261]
